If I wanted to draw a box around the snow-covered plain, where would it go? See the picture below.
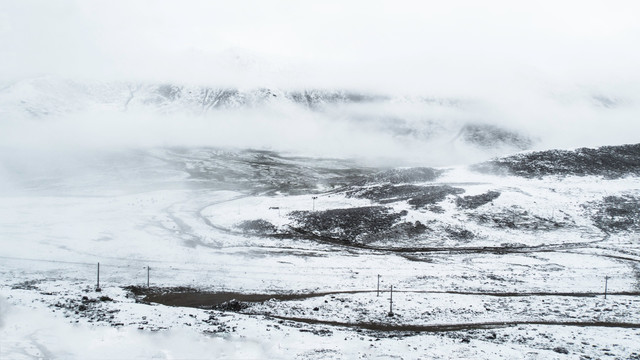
[1,147,640,359]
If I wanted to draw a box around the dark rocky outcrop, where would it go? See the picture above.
[472,143,640,179]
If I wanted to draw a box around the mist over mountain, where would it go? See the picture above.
[2,76,639,169]
[3,2,640,359]
[2,1,639,168]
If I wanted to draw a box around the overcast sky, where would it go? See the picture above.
[2,0,640,95]
[1,0,640,165]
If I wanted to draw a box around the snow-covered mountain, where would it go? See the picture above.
[0,77,534,160]
[2,77,640,359]
[0,77,446,115]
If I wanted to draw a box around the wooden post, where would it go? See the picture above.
[147,266,150,288]
[312,196,318,211]
[96,262,101,291]
[604,276,609,299]
[377,274,381,297]
[388,285,394,317]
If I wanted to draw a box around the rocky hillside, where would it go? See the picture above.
[472,143,640,179]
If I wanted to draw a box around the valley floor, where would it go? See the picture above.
[1,148,640,359]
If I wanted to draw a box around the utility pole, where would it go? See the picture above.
[147,266,150,288]
[377,274,381,297]
[96,262,101,292]
[269,206,281,217]
[604,276,609,299]
[388,285,394,317]
[312,196,318,211]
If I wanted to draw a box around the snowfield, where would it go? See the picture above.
[1,146,640,359]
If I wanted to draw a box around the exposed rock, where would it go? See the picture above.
[458,123,532,150]
[214,300,248,312]
[348,184,464,208]
[456,191,501,209]
[406,186,465,209]
[369,167,443,184]
[472,143,640,179]
[289,206,403,243]
[553,346,569,354]
[235,219,278,235]
[586,195,640,232]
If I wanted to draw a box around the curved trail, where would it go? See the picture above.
[137,288,640,308]
[194,192,616,258]
[135,288,640,334]
[555,249,640,264]
[198,203,612,258]
[265,316,640,333]
[275,227,610,257]
[197,194,254,235]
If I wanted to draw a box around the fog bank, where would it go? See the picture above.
[1,1,639,164]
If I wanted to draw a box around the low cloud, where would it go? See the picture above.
[1,0,639,165]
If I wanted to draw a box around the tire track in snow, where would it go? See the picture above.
[266,316,640,333]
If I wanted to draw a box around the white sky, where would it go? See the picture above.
[2,0,640,94]
[1,0,639,163]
